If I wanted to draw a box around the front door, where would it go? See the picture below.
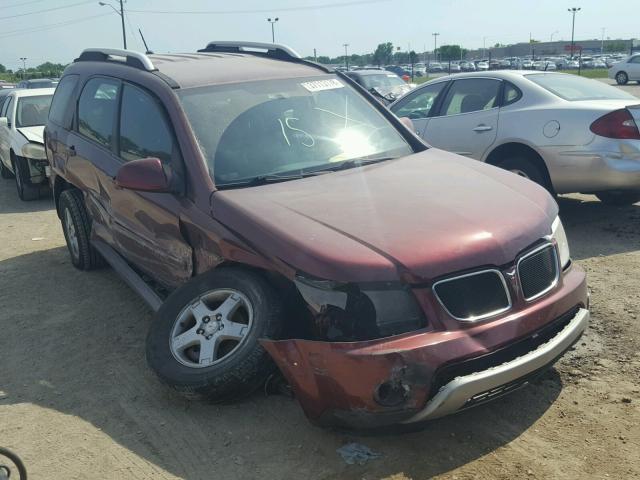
[391,80,448,137]
[423,78,500,159]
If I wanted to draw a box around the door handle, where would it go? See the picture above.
[473,125,493,132]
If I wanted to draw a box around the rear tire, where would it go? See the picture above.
[59,189,104,270]
[146,268,284,403]
[616,71,628,85]
[595,191,640,206]
[0,159,13,179]
[498,156,551,191]
[12,154,40,201]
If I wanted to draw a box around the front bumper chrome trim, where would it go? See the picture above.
[403,308,589,423]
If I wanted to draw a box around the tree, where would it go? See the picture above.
[316,55,331,64]
[437,45,467,61]
[373,42,394,66]
[0,64,5,74]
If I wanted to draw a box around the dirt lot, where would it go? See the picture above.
[1,133,640,478]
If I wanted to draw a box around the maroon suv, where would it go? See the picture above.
[45,43,589,429]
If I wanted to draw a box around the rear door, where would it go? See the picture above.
[390,80,448,137]
[423,77,500,159]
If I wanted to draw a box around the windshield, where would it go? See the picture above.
[360,74,406,90]
[16,95,52,127]
[178,75,413,187]
[526,74,636,101]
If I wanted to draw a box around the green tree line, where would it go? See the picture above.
[0,61,67,83]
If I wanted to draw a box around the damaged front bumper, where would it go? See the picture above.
[262,266,588,429]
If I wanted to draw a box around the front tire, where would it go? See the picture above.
[0,159,13,179]
[616,71,629,85]
[595,191,640,206]
[59,189,103,270]
[12,154,40,201]
[146,268,284,402]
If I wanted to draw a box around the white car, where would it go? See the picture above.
[0,87,54,200]
[608,54,640,85]
[390,71,640,205]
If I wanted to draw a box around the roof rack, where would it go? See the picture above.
[75,48,156,72]
[198,41,301,61]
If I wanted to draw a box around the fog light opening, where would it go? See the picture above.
[374,380,410,407]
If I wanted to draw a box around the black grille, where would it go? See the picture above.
[518,244,558,300]
[433,270,510,321]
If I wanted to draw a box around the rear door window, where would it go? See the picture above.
[118,84,175,164]
[439,78,501,116]
[77,77,120,149]
[49,75,79,127]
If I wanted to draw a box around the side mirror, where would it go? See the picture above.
[0,117,8,128]
[114,157,170,192]
[399,117,415,132]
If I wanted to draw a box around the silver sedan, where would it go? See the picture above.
[390,71,640,205]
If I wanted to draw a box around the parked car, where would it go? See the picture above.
[608,53,640,85]
[390,71,640,205]
[344,69,413,105]
[476,61,489,71]
[428,62,443,72]
[521,59,534,70]
[15,78,56,89]
[46,44,588,429]
[460,61,476,71]
[385,65,411,77]
[534,61,557,71]
[0,87,54,200]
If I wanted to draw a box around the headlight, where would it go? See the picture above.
[551,216,570,268]
[294,275,427,341]
[22,143,46,160]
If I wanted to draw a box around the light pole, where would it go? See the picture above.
[267,17,279,43]
[19,57,27,79]
[568,7,581,59]
[601,27,605,54]
[550,30,559,42]
[432,32,440,62]
[343,43,349,70]
[99,1,127,49]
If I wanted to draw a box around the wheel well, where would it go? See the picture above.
[485,142,554,193]
[53,176,76,218]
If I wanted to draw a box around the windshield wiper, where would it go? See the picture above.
[217,171,330,189]
[319,156,396,173]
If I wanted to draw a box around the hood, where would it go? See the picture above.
[213,149,558,283]
[17,126,44,144]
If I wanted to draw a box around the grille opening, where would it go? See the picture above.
[518,244,558,300]
[429,306,579,399]
[433,270,510,321]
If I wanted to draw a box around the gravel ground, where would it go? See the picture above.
[0,81,639,479]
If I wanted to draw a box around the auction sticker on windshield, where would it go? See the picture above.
[301,79,344,92]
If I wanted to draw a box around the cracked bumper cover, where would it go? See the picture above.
[261,266,588,429]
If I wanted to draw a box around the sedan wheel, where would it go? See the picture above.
[616,72,628,85]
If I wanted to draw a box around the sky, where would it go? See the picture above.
[0,0,638,71]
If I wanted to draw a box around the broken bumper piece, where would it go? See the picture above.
[261,307,589,430]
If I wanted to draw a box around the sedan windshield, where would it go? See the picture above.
[360,73,406,90]
[178,75,413,187]
[526,73,636,101]
[16,95,52,127]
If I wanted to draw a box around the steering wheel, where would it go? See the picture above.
[0,448,27,480]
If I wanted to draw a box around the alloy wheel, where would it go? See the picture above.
[64,208,80,260]
[170,289,254,368]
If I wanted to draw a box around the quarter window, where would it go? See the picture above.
[392,82,446,119]
[49,75,79,127]
[629,56,640,64]
[119,84,174,164]
[439,79,501,116]
[78,78,120,149]
[502,82,522,106]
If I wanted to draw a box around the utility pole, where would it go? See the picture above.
[313,48,317,62]
[19,57,27,79]
[343,43,349,70]
[99,2,126,49]
[432,33,440,62]
[601,27,605,54]
[119,0,126,49]
[568,7,581,59]
[267,17,279,43]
